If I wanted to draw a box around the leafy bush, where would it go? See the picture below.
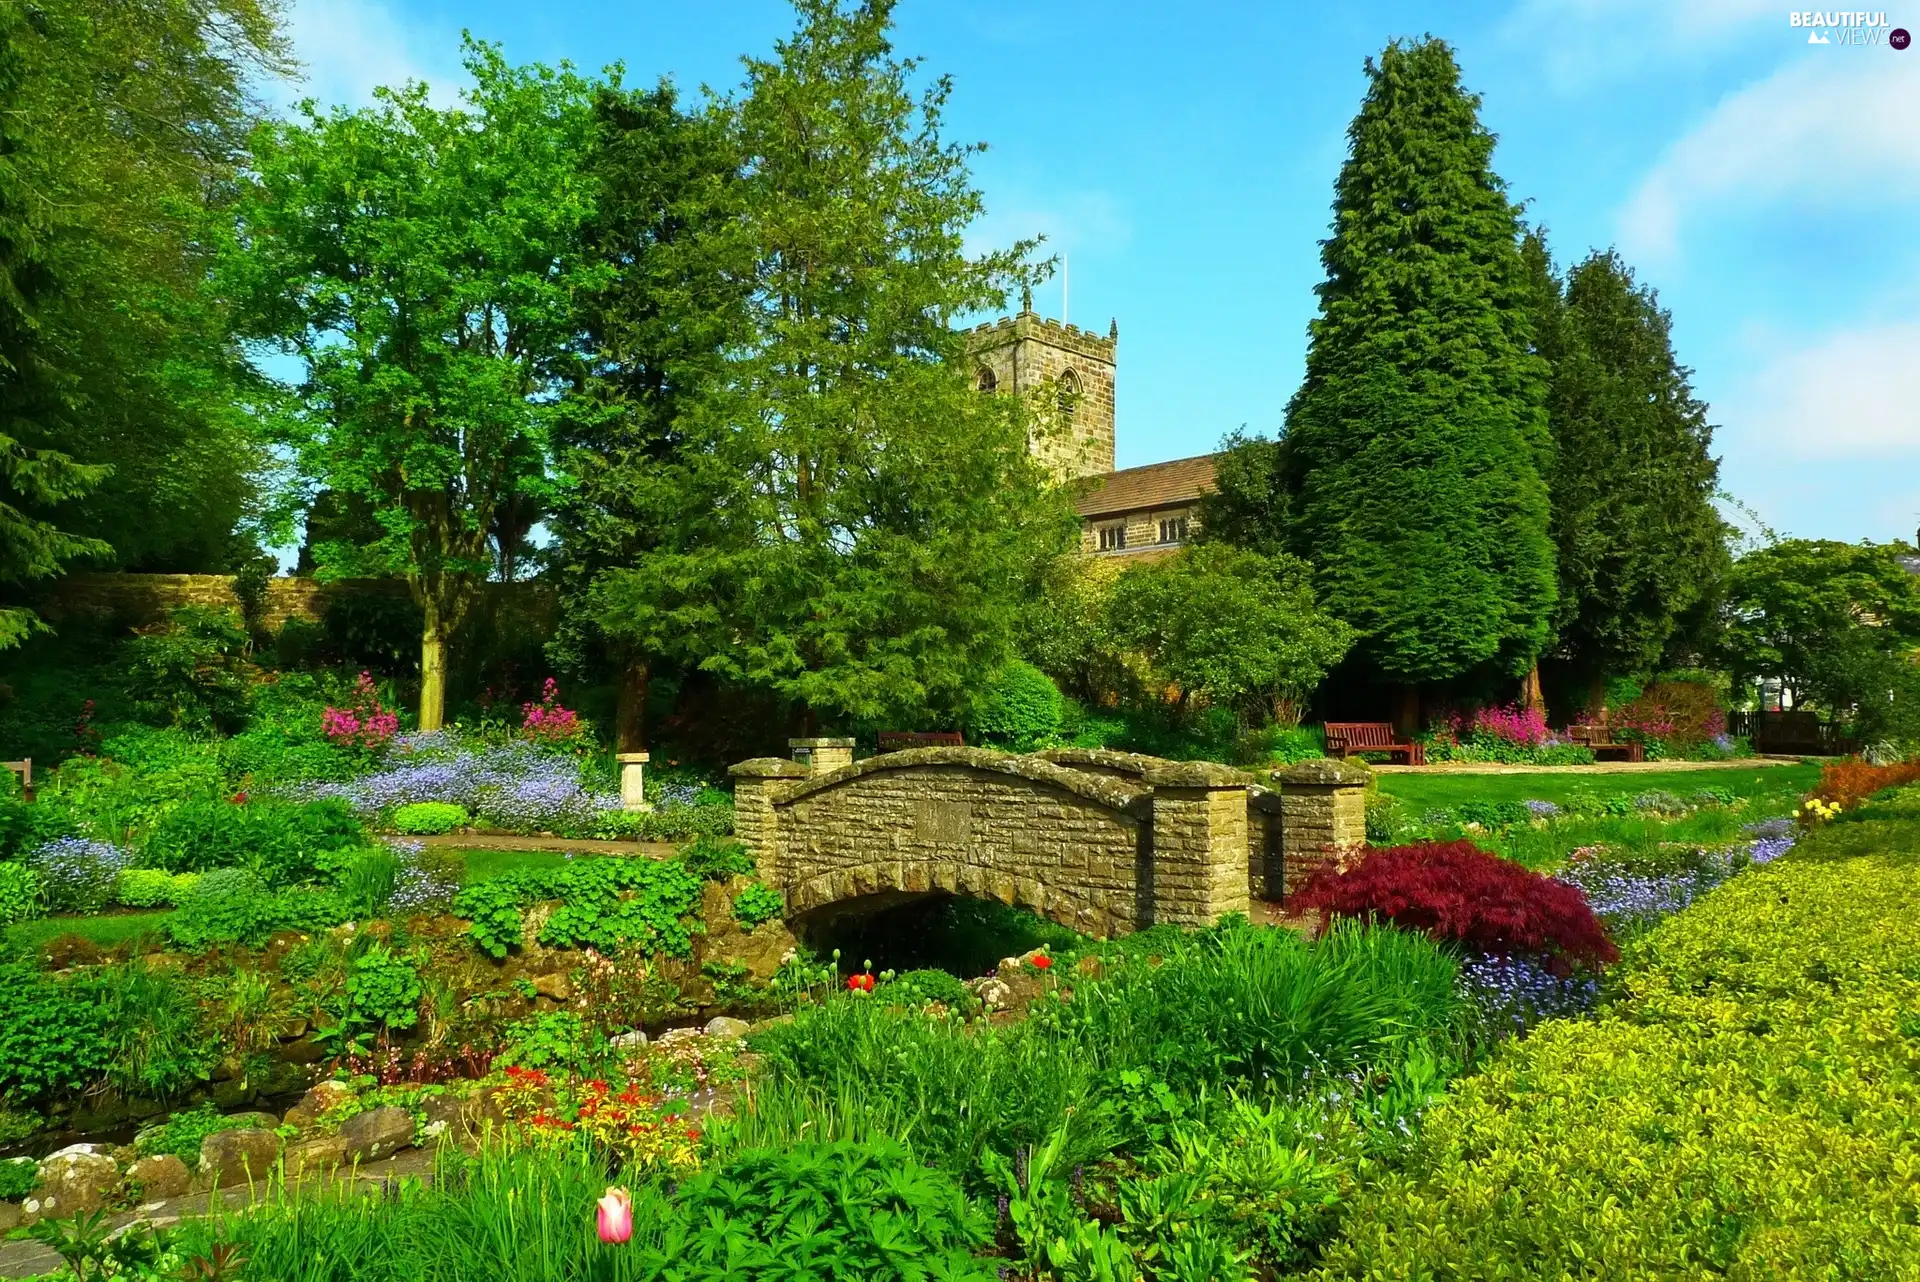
[678,834,753,880]
[1295,841,1618,967]
[26,837,131,912]
[970,660,1065,751]
[1813,756,1920,810]
[143,795,366,885]
[1362,791,1411,845]
[344,943,423,1034]
[119,607,254,732]
[0,788,77,859]
[495,1011,599,1076]
[71,959,217,1099]
[590,802,736,841]
[0,962,113,1103]
[1452,800,1531,829]
[0,1156,36,1200]
[0,861,39,924]
[887,968,972,1010]
[453,857,703,959]
[165,868,281,949]
[1314,816,1920,1278]
[135,1104,246,1165]
[390,802,469,835]
[731,880,784,930]
[116,867,200,908]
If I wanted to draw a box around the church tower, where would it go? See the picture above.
[963,302,1117,480]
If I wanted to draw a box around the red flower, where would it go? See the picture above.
[230,791,249,805]
[1029,954,1053,970]
[846,973,874,992]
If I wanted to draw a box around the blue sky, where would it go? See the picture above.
[276,0,1920,547]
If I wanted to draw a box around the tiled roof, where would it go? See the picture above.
[1072,454,1217,519]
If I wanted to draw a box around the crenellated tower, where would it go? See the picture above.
[964,306,1118,480]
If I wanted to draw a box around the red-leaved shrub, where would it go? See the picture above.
[1815,757,1920,810]
[1295,840,1618,967]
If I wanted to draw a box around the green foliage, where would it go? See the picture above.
[0,1156,35,1200]
[453,855,704,958]
[228,42,600,730]
[886,967,973,1012]
[1107,543,1354,725]
[1526,237,1730,684]
[337,848,399,920]
[1277,39,1555,684]
[0,961,112,1103]
[591,801,736,842]
[588,0,1075,732]
[0,860,38,923]
[115,867,200,908]
[344,943,423,1034]
[731,879,784,930]
[136,1104,247,1165]
[71,959,216,1100]
[495,1011,599,1077]
[679,834,754,881]
[1315,800,1920,1277]
[143,795,366,886]
[391,802,469,836]
[164,867,280,949]
[120,608,255,733]
[969,660,1065,751]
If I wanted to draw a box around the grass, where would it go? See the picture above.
[4,909,171,953]
[1374,761,1820,813]
[446,848,582,883]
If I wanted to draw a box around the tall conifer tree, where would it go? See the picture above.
[1282,39,1555,723]
[1528,232,1729,707]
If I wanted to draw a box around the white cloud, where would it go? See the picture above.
[268,0,465,113]
[1496,0,1777,90]
[1719,320,1920,461]
[964,186,1132,264]
[1620,56,1920,259]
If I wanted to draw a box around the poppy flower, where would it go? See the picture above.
[1030,954,1053,970]
[846,972,874,992]
[597,1186,633,1244]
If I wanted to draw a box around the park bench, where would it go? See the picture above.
[1568,723,1645,763]
[3,758,30,801]
[876,731,966,753]
[1323,723,1425,766]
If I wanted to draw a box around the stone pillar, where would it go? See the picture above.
[728,758,808,881]
[1144,761,1250,927]
[615,752,651,812]
[789,737,855,774]
[1269,758,1372,901]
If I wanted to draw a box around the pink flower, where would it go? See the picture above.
[596,1186,633,1244]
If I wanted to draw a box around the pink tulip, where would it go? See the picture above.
[596,1186,633,1244]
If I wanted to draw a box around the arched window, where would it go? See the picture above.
[975,365,997,392]
[1057,367,1081,415]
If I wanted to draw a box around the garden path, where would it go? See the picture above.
[0,1148,439,1279]
[1371,757,1807,775]
[412,833,678,857]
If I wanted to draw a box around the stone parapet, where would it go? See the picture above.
[1265,760,1369,901]
[1149,770,1249,926]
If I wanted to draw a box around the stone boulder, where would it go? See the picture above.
[609,1029,648,1052]
[283,1136,348,1179]
[127,1154,192,1201]
[703,1016,751,1040]
[657,1025,704,1048]
[0,1201,21,1234]
[283,1081,355,1132]
[339,1106,415,1163]
[223,1110,280,1132]
[24,1145,119,1223]
[199,1129,282,1188]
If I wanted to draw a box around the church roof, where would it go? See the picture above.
[1072,454,1218,519]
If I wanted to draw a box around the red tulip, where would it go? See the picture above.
[596,1186,633,1244]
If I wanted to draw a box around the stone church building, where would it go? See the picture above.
[965,307,1216,559]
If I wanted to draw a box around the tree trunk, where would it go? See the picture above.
[1394,684,1421,736]
[615,659,649,753]
[1520,663,1546,717]
[419,618,448,732]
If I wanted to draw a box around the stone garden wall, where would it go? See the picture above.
[39,573,551,633]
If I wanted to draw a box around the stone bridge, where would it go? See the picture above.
[730,740,1370,938]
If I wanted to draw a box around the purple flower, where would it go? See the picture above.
[28,838,131,913]
[1458,953,1598,1037]
[1524,799,1560,819]
[299,737,619,835]
[1744,817,1793,840]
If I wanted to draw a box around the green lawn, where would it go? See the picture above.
[5,909,171,953]
[1374,761,1820,812]
[445,847,582,883]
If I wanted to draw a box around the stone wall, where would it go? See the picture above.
[1266,759,1371,896]
[964,311,1117,481]
[39,573,550,635]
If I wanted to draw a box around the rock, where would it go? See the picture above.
[24,1146,120,1223]
[419,1094,467,1144]
[280,1033,328,1065]
[127,1155,191,1201]
[0,1201,21,1233]
[284,1081,355,1132]
[657,1026,703,1047]
[283,1136,348,1179]
[224,1110,280,1132]
[279,1017,309,1040]
[703,1016,751,1040]
[531,971,571,1000]
[970,977,1014,1012]
[339,1106,415,1163]
[609,1029,648,1051]
[199,1129,281,1188]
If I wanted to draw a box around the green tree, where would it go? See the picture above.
[591,0,1075,732]
[1528,231,1730,711]
[230,43,601,729]
[1280,38,1555,724]
[1107,544,1355,726]
[1194,429,1289,556]
[1721,539,1920,740]
[548,82,748,750]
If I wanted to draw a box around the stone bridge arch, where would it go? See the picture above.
[731,746,1267,938]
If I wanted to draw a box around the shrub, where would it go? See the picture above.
[732,880,784,930]
[0,962,113,1103]
[495,1011,599,1076]
[0,861,38,924]
[390,802,469,835]
[592,802,736,842]
[1614,677,1726,752]
[1314,834,1920,1278]
[116,868,200,908]
[165,868,280,949]
[887,967,972,1010]
[453,857,704,959]
[1468,703,1548,748]
[1814,756,1920,810]
[143,795,366,885]
[26,837,131,912]
[1295,841,1619,968]
[119,607,254,732]
[321,671,400,753]
[71,959,217,1100]
[344,943,423,1034]
[680,834,753,880]
[1452,800,1531,829]
[0,1156,35,1200]
[970,660,1064,752]
[135,1104,246,1165]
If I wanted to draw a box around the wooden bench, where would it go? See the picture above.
[876,731,966,753]
[1568,724,1645,763]
[3,758,30,801]
[1323,723,1425,766]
